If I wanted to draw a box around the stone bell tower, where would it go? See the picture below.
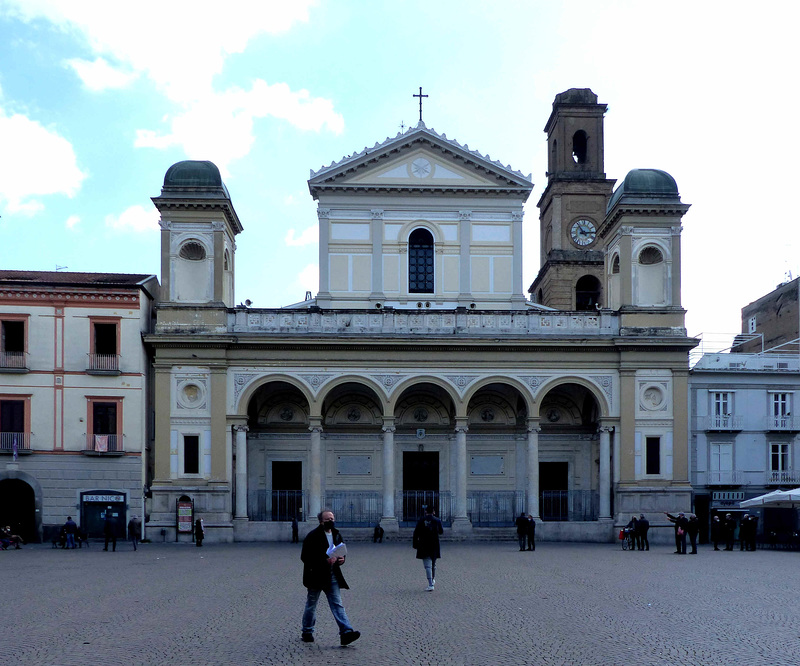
[530,89,616,310]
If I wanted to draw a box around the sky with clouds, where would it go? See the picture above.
[1,0,799,348]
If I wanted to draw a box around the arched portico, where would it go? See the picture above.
[534,381,612,521]
[0,471,43,543]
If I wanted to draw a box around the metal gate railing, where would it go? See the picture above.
[322,492,382,527]
[468,490,525,526]
[540,490,598,521]
[399,491,452,527]
[248,490,306,522]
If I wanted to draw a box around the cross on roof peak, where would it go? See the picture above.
[413,86,428,123]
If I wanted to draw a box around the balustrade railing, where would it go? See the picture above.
[85,434,121,452]
[707,470,744,486]
[0,351,27,369]
[0,432,30,453]
[767,470,800,485]
[87,353,120,372]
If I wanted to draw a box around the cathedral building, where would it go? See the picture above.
[145,89,697,542]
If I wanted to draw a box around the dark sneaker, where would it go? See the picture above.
[340,631,361,646]
[301,633,314,643]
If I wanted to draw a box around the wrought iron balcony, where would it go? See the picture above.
[83,434,122,454]
[766,470,800,485]
[0,351,28,372]
[707,470,745,486]
[86,353,120,374]
[765,416,800,431]
[0,432,31,455]
[706,415,743,431]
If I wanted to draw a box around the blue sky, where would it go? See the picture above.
[1,1,799,346]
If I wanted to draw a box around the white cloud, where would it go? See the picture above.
[295,263,319,296]
[66,57,138,91]
[285,224,318,247]
[135,82,344,172]
[105,204,159,232]
[0,109,86,214]
[3,1,340,171]
[65,215,80,230]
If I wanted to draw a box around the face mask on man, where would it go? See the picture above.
[323,520,335,531]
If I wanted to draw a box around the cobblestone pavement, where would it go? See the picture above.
[3,538,799,665]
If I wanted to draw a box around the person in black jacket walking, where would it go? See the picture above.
[300,509,360,646]
[637,514,650,551]
[515,512,528,551]
[413,508,443,590]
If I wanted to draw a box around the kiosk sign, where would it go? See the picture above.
[177,500,193,533]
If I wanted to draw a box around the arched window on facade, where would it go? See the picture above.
[572,130,588,164]
[408,228,434,294]
[575,275,601,311]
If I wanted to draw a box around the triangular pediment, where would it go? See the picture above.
[308,124,533,197]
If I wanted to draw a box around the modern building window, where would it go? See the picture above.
[710,442,733,484]
[771,443,789,472]
[645,436,660,475]
[408,228,434,294]
[0,318,26,368]
[712,392,731,427]
[89,319,119,372]
[748,316,756,334]
[0,398,25,451]
[772,393,790,417]
[88,399,121,452]
[183,435,200,475]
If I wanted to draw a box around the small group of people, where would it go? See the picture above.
[514,512,536,551]
[710,512,758,551]
[623,514,651,551]
[665,511,700,554]
[0,525,23,550]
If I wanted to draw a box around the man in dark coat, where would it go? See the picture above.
[103,511,116,552]
[515,512,528,551]
[413,508,443,590]
[710,515,722,550]
[64,516,78,549]
[687,514,700,554]
[637,514,650,551]
[526,514,536,551]
[301,509,360,646]
[665,512,689,554]
[723,513,737,550]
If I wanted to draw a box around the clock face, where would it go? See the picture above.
[570,219,597,246]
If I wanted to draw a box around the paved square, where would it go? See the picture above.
[4,539,798,665]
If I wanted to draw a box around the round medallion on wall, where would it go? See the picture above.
[411,158,431,178]
[177,381,206,409]
[641,385,665,411]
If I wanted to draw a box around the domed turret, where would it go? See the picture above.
[161,160,230,198]
[607,169,679,213]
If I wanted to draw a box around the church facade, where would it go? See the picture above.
[146,89,697,542]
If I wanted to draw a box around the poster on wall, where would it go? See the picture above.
[177,500,193,534]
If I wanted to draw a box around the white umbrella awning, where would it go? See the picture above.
[740,488,800,509]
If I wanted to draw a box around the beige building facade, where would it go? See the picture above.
[146,89,697,543]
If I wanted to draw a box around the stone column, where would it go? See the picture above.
[234,425,249,520]
[381,422,399,534]
[309,423,323,520]
[526,422,541,519]
[599,426,612,519]
[452,422,472,533]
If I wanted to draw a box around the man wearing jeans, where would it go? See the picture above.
[300,509,360,646]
